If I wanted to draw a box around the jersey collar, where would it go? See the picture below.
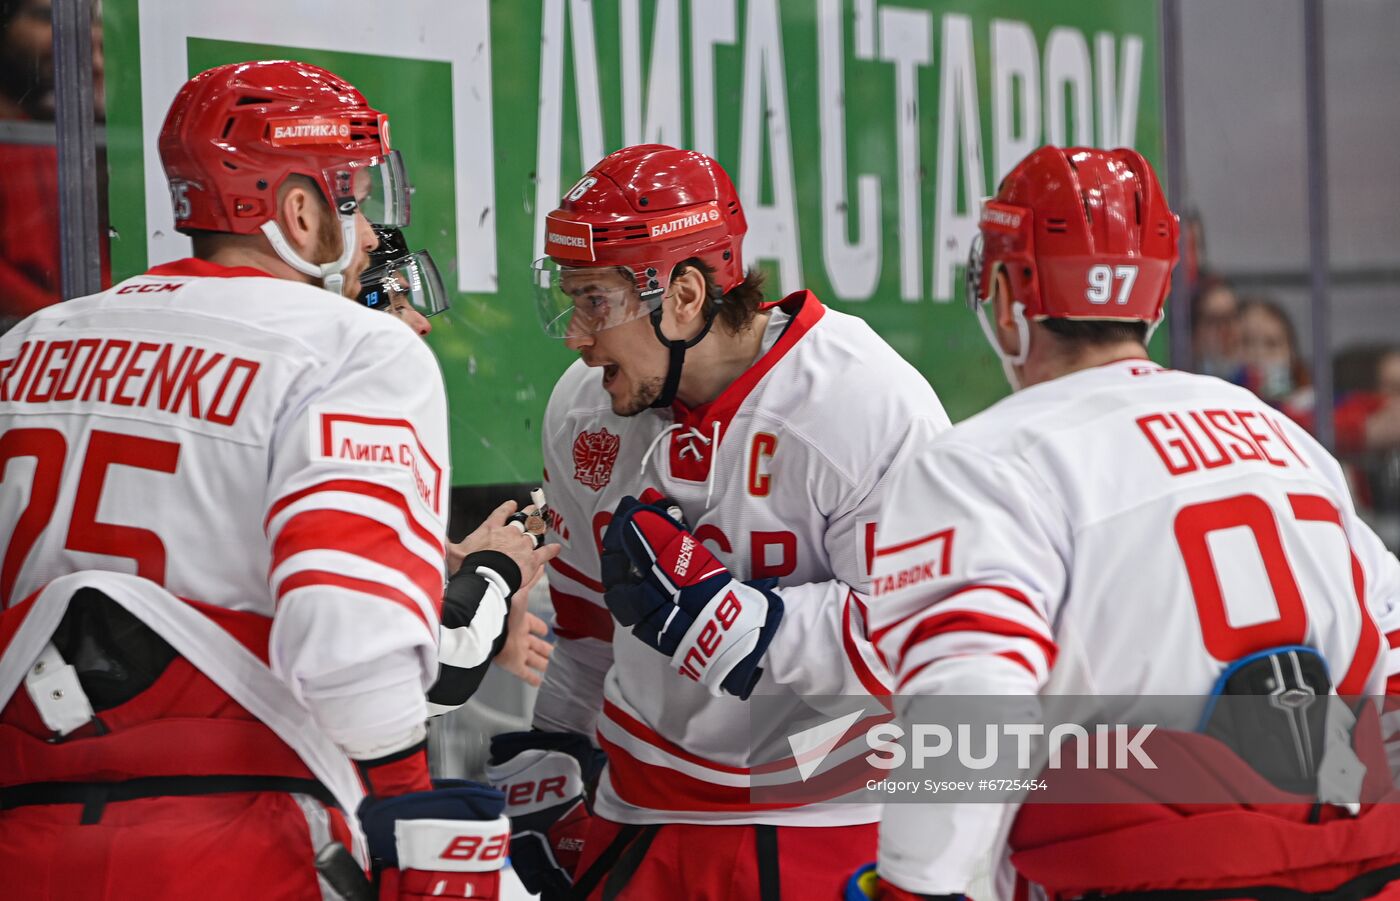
[1096,356,1165,373]
[665,290,826,481]
[145,258,278,280]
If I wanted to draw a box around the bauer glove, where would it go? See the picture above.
[600,494,783,699]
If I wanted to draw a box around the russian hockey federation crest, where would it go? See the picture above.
[573,428,621,491]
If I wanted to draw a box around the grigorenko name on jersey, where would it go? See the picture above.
[0,337,260,426]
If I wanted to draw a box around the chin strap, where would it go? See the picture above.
[1145,310,1164,346]
[974,299,1031,392]
[649,306,716,409]
[260,214,359,297]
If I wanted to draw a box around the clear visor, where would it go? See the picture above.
[358,249,449,318]
[326,150,410,227]
[532,257,661,338]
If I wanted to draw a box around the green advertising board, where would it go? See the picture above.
[102,0,1163,487]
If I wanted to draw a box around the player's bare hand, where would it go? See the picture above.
[493,569,554,686]
[518,540,561,593]
[473,519,559,590]
[447,499,519,575]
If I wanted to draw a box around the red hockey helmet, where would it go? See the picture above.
[158,60,407,236]
[533,144,747,337]
[967,146,1179,323]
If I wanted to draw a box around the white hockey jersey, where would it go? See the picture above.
[868,359,1400,894]
[0,258,451,760]
[535,291,950,825]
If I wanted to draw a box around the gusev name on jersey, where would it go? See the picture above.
[0,259,451,831]
[537,291,950,826]
[867,359,1400,895]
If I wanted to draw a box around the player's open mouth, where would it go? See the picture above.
[602,364,620,388]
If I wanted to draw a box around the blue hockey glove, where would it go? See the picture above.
[357,780,510,900]
[600,495,783,699]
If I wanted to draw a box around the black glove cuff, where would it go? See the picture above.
[461,549,523,596]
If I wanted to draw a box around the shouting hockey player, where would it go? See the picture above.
[484,143,950,899]
[0,61,548,899]
[854,146,1400,899]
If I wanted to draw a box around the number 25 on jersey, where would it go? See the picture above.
[1,428,180,605]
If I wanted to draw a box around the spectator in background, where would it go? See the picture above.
[1239,297,1314,426]
[1333,347,1400,551]
[1191,275,1245,380]
[0,0,107,327]
[0,0,57,120]
[1334,346,1400,455]
[1365,350,1400,533]
[1367,349,1400,448]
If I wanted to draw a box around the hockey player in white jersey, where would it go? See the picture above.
[0,61,546,900]
[852,146,1400,900]
[482,144,950,900]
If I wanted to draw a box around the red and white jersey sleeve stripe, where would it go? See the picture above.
[262,325,450,756]
[266,479,446,629]
[758,419,952,701]
[867,442,1068,699]
[864,418,1067,895]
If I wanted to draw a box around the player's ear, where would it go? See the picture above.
[992,268,1017,331]
[667,265,709,328]
[274,176,323,259]
[990,268,1026,358]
